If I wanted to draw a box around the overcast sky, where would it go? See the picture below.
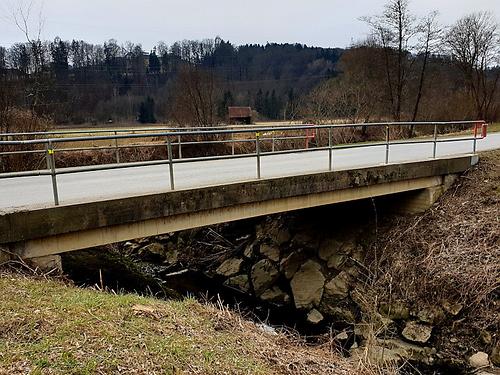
[0,0,499,50]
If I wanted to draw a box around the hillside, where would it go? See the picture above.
[0,39,342,124]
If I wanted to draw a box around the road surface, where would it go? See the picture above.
[1,134,499,213]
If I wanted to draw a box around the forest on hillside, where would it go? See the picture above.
[0,0,499,131]
[0,38,341,124]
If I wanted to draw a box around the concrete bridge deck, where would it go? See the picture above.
[0,154,481,260]
[1,133,499,213]
[0,129,499,262]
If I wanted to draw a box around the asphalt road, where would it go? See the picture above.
[1,134,499,213]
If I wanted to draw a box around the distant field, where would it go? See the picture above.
[488,122,500,132]
[36,120,500,150]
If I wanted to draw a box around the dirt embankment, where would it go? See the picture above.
[359,149,500,370]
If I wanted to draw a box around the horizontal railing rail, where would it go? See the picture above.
[0,120,488,207]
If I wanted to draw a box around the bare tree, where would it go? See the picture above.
[9,0,46,112]
[410,11,442,133]
[445,12,500,120]
[171,65,221,127]
[363,0,418,121]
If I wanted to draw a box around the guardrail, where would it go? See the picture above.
[0,121,488,206]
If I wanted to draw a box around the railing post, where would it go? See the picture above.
[0,134,4,173]
[167,137,175,190]
[114,131,120,163]
[473,123,478,155]
[328,126,333,171]
[231,130,235,155]
[433,123,438,158]
[272,133,275,153]
[385,125,390,164]
[46,140,59,206]
[178,135,182,159]
[45,142,51,170]
[256,132,261,179]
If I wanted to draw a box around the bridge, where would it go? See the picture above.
[0,121,498,266]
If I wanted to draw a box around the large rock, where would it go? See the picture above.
[251,259,279,296]
[469,352,490,368]
[279,251,304,279]
[290,260,325,309]
[327,255,347,270]
[260,286,290,305]
[307,309,324,324]
[224,274,250,292]
[243,242,256,258]
[216,258,243,277]
[441,300,463,316]
[318,239,343,261]
[402,322,433,344]
[341,239,358,255]
[259,244,280,262]
[324,271,351,299]
[268,224,291,246]
[138,242,166,261]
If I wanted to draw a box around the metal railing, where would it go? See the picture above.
[0,124,312,160]
[0,121,488,206]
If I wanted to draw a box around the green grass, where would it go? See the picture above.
[0,272,347,375]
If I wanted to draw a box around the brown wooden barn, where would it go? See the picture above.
[228,107,252,124]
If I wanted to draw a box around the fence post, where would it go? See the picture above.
[0,134,4,172]
[167,137,175,190]
[433,123,438,158]
[114,131,120,163]
[231,130,235,155]
[385,125,390,164]
[256,132,261,179]
[473,123,478,155]
[272,132,275,153]
[178,135,182,159]
[46,140,59,206]
[328,126,333,171]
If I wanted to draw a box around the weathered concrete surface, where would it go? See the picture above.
[28,255,63,273]
[397,174,459,214]
[0,247,11,264]
[0,156,477,259]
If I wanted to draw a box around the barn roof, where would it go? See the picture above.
[228,107,252,118]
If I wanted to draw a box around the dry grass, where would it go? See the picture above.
[361,149,500,335]
[0,109,50,173]
[0,269,358,375]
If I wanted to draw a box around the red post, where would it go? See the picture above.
[473,122,488,139]
[305,124,316,149]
